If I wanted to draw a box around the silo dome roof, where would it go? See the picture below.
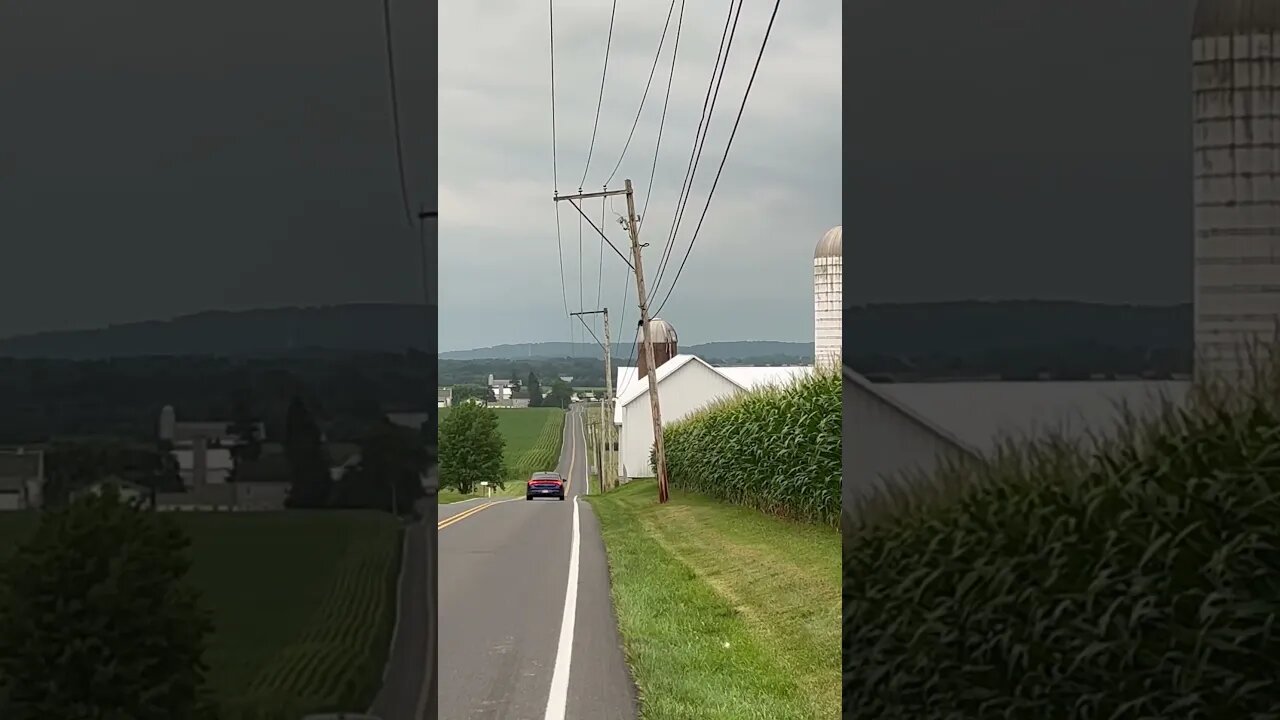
[815,225,842,259]
[638,317,678,344]
[1193,0,1280,38]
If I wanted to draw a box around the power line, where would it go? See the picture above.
[578,0,620,189]
[596,197,606,310]
[655,0,781,316]
[652,0,739,296]
[603,0,679,187]
[381,0,413,225]
[549,0,571,343]
[640,0,687,223]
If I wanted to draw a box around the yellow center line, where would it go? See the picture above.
[438,497,515,529]
[440,410,581,531]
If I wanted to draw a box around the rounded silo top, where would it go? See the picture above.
[1193,0,1280,38]
[639,317,678,345]
[814,225,842,259]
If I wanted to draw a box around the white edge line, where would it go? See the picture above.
[543,497,582,720]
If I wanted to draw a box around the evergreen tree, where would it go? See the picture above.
[527,371,542,406]
[283,395,330,507]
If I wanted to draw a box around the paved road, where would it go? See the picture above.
[369,470,438,720]
[438,405,637,719]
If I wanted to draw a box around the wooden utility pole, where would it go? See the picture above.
[568,307,614,492]
[623,180,669,503]
[601,307,613,491]
[555,179,668,502]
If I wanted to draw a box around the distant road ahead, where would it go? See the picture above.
[438,405,637,719]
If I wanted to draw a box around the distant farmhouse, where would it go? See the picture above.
[155,405,287,511]
[0,448,44,510]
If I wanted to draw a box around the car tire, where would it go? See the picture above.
[526,495,532,501]
[558,494,565,501]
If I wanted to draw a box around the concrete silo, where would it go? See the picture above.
[1192,1,1280,381]
[636,317,678,377]
[814,225,843,368]
[159,405,176,442]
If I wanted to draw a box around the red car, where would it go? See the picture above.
[526,472,565,501]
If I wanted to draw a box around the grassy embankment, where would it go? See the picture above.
[588,370,841,720]
[0,510,401,719]
[436,406,565,503]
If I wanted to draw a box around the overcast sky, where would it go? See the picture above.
[846,0,1196,307]
[438,0,842,352]
[3,2,1201,351]
[0,0,434,340]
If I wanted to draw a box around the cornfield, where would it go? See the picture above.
[660,368,840,526]
[506,410,565,485]
[223,522,402,718]
[844,353,1280,717]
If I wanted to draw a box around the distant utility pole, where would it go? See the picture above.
[556,179,669,503]
[569,307,613,492]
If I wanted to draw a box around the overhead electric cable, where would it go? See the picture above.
[381,0,413,225]
[579,0,620,189]
[654,0,781,315]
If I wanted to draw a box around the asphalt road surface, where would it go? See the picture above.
[438,405,637,720]
[369,469,438,720]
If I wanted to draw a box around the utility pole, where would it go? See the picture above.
[569,307,613,492]
[601,307,613,491]
[556,179,667,502]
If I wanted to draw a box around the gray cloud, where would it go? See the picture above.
[438,0,842,351]
[845,0,1196,306]
[0,0,434,339]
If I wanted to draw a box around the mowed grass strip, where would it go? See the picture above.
[0,510,401,717]
[588,481,839,720]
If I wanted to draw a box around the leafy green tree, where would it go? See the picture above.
[544,379,573,409]
[283,395,331,507]
[0,487,213,719]
[438,401,505,494]
[451,383,487,405]
[333,419,428,514]
[526,371,542,406]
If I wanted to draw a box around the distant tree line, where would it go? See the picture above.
[0,353,434,445]
[847,344,1190,381]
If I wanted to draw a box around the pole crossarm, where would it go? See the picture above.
[569,311,607,351]
[560,198,633,270]
[553,188,629,202]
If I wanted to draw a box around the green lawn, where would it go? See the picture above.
[0,510,401,717]
[587,481,840,720]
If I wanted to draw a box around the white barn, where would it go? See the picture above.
[614,355,812,482]
[843,365,1192,511]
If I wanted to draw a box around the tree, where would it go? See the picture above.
[0,487,213,719]
[544,378,573,409]
[333,419,428,515]
[526,371,542,407]
[438,401,505,494]
[451,384,487,405]
[226,396,262,481]
[283,395,331,508]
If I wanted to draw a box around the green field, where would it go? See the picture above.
[0,510,401,717]
[437,406,565,502]
[588,481,840,720]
